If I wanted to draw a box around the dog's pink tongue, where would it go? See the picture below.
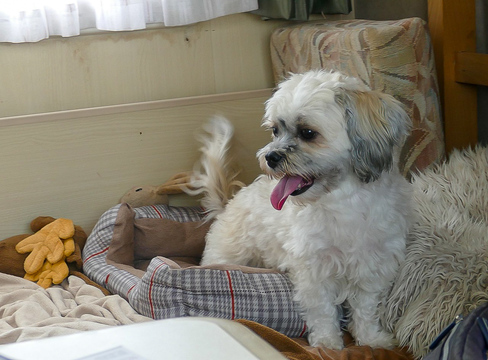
[270,176,304,210]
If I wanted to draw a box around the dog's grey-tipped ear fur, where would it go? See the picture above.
[336,89,411,183]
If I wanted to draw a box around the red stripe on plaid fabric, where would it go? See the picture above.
[83,246,109,264]
[225,270,235,320]
[127,284,136,297]
[149,262,166,318]
[299,322,307,338]
[105,274,110,284]
[151,205,163,218]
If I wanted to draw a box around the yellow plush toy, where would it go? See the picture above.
[15,218,75,288]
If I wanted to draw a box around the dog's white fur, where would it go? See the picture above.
[192,70,413,349]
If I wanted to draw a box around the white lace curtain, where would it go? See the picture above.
[0,0,258,43]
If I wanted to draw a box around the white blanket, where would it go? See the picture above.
[0,273,152,344]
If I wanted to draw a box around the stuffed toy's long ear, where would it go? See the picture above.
[30,216,56,233]
[337,89,411,183]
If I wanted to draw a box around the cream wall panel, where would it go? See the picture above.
[0,91,271,239]
[0,14,286,117]
[210,15,280,94]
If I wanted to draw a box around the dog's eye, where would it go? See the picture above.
[271,127,279,136]
[299,128,317,141]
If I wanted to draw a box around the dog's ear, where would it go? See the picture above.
[336,89,411,183]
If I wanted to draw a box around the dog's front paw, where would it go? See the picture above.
[308,331,344,350]
[355,329,396,349]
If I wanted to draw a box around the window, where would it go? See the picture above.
[0,0,258,43]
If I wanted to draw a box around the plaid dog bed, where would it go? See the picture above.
[82,203,307,338]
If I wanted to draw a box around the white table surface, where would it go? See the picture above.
[0,317,286,360]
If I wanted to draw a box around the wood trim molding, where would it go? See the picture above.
[455,52,488,87]
[428,0,478,153]
[0,88,273,128]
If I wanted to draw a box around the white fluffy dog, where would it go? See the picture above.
[191,70,413,349]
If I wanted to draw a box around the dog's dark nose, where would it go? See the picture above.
[265,151,283,169]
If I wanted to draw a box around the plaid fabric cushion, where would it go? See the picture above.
[82,204,307,338]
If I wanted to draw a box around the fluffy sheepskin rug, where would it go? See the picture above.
[382,146,488,359]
